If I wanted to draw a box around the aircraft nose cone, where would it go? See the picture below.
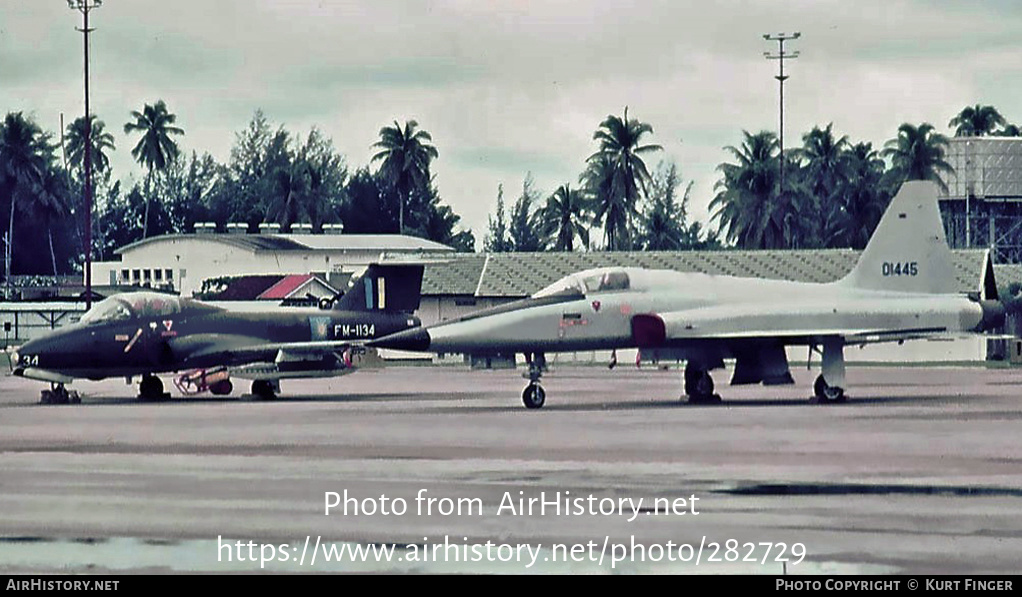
[371,327,431,351]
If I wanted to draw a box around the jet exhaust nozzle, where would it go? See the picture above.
[977,300,1006,332]
[371,328,432,352]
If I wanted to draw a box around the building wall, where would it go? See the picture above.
[90,236,413,297]
[0,302,84,344]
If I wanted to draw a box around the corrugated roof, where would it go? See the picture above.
[994,264,1022,286]
[420,249,991,298]
[418,254,487,296]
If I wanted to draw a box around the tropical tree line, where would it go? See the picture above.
[0,104,476,281]
[485,103,1019,254]
[713,103,1020,250]
[486,107,721,253]
[2,101,1020,283]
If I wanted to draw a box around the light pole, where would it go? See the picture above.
[67,0,102,311]
[764,32,800,195]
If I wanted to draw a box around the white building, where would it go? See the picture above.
[90,231,454,297]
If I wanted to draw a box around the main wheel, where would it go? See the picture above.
[251,380,278,400]
[522,383,546,409]
[138,375,165,401]
[813,374,846,403]
[684,368,716,403]
[695,371,714,396]
[209,379,233,396]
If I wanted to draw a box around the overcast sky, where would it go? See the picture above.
[3,1,1020,247]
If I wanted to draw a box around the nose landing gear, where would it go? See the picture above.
[39,383,80,405]
[521,352,547,409]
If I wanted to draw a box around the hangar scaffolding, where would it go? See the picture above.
[939,137,1022,263]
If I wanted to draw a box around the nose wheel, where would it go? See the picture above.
[522,383,546,409]
[521,352,546,409]
[40,383,80,405]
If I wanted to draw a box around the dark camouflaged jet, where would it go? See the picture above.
[12,264,423,402]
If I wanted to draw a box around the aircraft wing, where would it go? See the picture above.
[168,334,358,364]
[637,298,980,347]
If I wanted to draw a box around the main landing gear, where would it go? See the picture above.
[521,353,546,409]
[138,374,170,402]
[811,339,847,404]
[250,379,279,400]
[39,383,80,405]
[683,363,721,404]
[813,375,846,403]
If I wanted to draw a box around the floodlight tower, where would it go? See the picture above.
[764,32,800,194]
[67,0,102,310]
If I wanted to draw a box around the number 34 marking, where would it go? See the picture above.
[882,261,918,276]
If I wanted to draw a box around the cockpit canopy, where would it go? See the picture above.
[79,292,217,325]
[532,268,632,299]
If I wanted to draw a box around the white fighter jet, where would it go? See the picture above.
[373,181,1004,408]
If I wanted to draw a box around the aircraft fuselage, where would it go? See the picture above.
[15,306,417,381]
[392,272,986,356]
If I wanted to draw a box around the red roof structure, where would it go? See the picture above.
[256,274,315,300]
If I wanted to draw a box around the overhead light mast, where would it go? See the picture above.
[67,0,103,310]
[763,32,800,194]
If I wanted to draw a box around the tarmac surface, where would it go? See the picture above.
[1,362,1021,574]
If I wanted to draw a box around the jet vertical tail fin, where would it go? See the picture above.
[332,263,424,313]
[838,180,957,295]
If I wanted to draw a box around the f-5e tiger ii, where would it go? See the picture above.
[372,182,1005,408]
[12,264,424,402]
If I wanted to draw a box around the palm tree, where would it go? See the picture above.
[949,104,1007,137]
[1,112,51,290]
[371,120,438,235]
[586,107,662,250]
[65,115,116,180]
[796,123,851,247]
[798,124,849,199]
[32,168,71,276]
[123,100,184,238]
[840,142,892,249]
[881,123,954,192]
[538,183,590,251]
[710,130,787,249]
